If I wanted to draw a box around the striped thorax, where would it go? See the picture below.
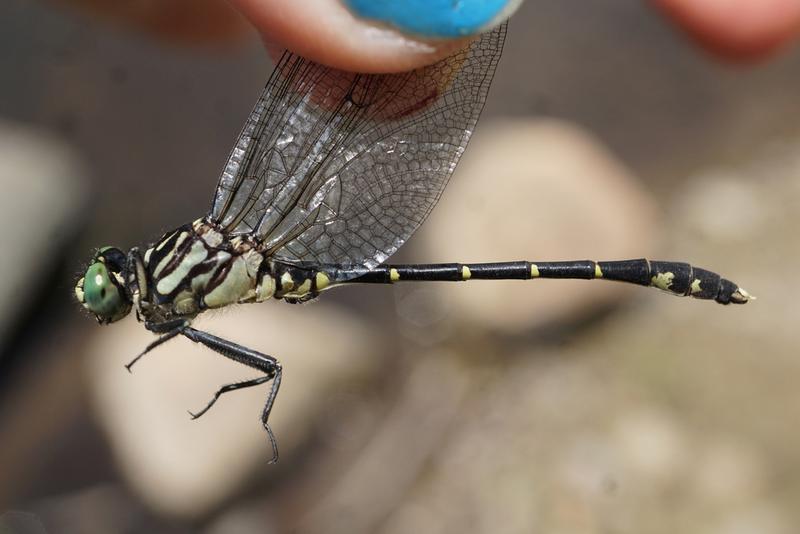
[136,219,330,323]
[75,218,336,327]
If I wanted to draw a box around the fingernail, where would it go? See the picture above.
[342,0,523,38]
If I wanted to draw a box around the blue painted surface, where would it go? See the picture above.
[343,0,513,37]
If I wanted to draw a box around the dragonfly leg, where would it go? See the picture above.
[125,320,188,372]
[180,326,282,463]
[187,375,271,420]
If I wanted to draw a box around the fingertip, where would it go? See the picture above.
[655,0,800,61]
[229,0,495,72]
[342,0,521,38]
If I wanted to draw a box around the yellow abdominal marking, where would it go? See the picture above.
[390,268,400,282]
[280,272,295,291]
[530,264,540,278]
[651,272,675,291]
[461,266,472,280]
[256,275,276,302]
[594,263,603,278]
[690,279,702,294]
[280,278,312,299]
[316,272,330,290]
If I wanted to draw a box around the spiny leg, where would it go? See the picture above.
[180,326,283,463]
[260,371,282,462]
[188,375,270,420]
[261,369,281,437]
[125,321,187,372]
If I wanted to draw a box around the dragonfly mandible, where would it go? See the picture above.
[74,24,751,462]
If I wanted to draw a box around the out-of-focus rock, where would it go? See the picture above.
[206,502,279,534]
[690,438,768,507]
[417,118,659,334]
[0,121,86,347]
[84,300,382,518]
[708,504,791,534]
[612,408,689,486]
[675,171,768,242]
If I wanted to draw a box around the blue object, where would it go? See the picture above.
[343,0,518,38]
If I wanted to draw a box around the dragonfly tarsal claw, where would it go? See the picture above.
[187,407,210,421]
[264,422,279,464]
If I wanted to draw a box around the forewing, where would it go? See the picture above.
[209,24,506,271]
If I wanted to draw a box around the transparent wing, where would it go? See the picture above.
[209,24,506,271]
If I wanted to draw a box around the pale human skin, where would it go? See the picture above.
[228,0,800,72]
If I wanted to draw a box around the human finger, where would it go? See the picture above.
[654,0,800,60]
[228,0,521,73]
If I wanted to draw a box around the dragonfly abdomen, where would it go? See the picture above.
[335,259,751,305]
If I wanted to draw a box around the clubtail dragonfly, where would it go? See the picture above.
[74,24,750,461]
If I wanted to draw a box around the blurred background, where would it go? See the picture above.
[1,0,799,533]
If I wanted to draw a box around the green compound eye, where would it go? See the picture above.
[75,247,131,324]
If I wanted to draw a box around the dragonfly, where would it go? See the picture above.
[74,24,751,462]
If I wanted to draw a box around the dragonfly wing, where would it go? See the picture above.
[209,24,506,274]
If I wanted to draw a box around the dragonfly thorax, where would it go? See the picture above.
[122,219,331,327]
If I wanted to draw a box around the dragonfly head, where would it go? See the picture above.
[75,246,132,325]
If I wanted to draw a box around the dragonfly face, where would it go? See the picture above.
[75,246,132,325]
